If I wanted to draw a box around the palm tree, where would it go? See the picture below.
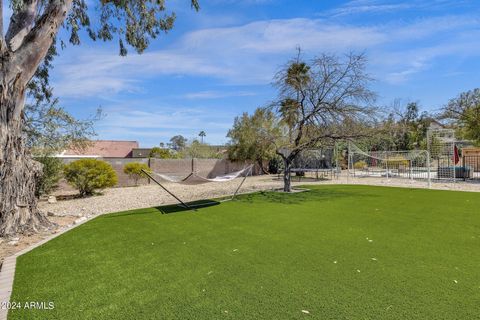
[199,131,206,143]
[279,98,300,142]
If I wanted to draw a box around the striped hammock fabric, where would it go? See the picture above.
[149,165,253,185]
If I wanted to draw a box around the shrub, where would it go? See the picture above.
[63,159,118,197]
[123,162,150,186]
[149,147,174,159]
[268,157,283,174]
[354,160,368,170]
[386,157,409,167]
[34,156,64,197]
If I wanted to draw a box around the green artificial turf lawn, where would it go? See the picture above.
[8,185,480,319]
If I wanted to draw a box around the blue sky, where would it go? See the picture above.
[45,0,480,146]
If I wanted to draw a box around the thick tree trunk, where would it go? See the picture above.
[0,76,52,236]
[257,159,268,175]
[282,158,292,192]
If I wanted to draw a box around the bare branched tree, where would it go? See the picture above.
[273,51,376,191]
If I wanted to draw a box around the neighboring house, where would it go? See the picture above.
[131,148,152,158]
[57,140,139,158]
[428,120,445,131]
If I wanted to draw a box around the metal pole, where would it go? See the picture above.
[453,142,456,183]
[386,153,389,180]
[410,159,413,181]
[426,151,431,189]
[142,169,191,209]
[336,145,339,179]
[231,166,252,201]
[347,141,351,183]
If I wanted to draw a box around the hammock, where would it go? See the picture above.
[150,165,253,185]
[141,165,253,209]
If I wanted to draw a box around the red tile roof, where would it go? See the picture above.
[62,140,139,158]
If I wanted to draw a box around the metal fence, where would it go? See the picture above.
[348,142,432,185]
[462,156,480,180]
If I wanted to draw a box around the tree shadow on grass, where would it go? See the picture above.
[234,188,378,205]
[155,200,221,214]
[104,200,221,218]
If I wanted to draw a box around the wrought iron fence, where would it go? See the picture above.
[462,156,480,180]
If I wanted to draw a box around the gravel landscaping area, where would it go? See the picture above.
[40,173,480,218]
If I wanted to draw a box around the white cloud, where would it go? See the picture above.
[52,12,480,96]
[325,0,469,17]
[53,51,231,97]
[192,19,386,53]
[95,105,234,146]
[328,1,412,17]
[183,90,256,99]
[52,18,386,96]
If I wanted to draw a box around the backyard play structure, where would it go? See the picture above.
[284,128,479,187]
[347,128,480,186]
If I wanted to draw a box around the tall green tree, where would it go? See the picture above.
[358,100,434,152]
[184,140,221,159]
[169,135,187,151]
[227,107,280,173]
[198,131,206,143]
[149,147,174,159]
[0,0,199,236]
[441,88,480,144]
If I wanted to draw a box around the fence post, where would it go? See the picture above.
[427,151,431,189]
[453,144,456,183]
[148,157,151,184]
[347,141,351,183]
[386,154,389,180]
[410,159,413,181]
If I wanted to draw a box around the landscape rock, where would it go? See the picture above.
[74,217,87,225]
[8,240,18,246]
[48,196,57,203]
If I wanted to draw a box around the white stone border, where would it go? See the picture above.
[0,217,94,320]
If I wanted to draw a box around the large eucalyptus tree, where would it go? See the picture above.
[0,0,199,236]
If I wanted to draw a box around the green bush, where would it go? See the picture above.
[386,157,409,167]
[34,156,64,197]
[63,159,118,197]
[123,162,150,186]
[149,147,175,159]
[268,157,283,174]
[354,160,368,170]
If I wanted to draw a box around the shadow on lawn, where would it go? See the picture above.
[155,199,221,214]
[235,187,378,205]
[104,200,221,218]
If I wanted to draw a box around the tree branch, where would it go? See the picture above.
[6,0,39,51]
[13,0,73,85]
[0,0,4,45]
